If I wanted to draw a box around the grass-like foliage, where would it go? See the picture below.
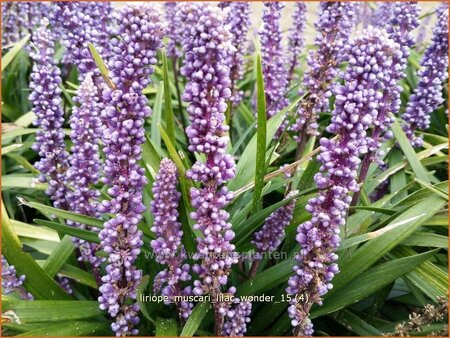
[1,2,448,337]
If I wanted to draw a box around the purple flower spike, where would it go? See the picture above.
[177,3,247,334]
[97,5,164,336]
[224,2,251,106]
[402,2,448,147]
[260,1,289,118]
[2,2,46,46]
[289,2,357,143]
[29,18,70,211]
[368,1,421,155]
[252,190,298,254]
[150,158,193,320]
[350,2,421,206]
[66,73,104,269]
[287,27,399,336]
[164,2,182,59]
[370,2,395,28]
[50,2,112,80]
[287,3,307,85]
[2,255,33,300]
[223,298,252,336]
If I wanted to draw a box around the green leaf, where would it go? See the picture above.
[155,317,178,336]
[229,97,301,191]
[136,275,156,324]
[11,220,59,242]
[87,43,114,89]
[34,219,100,244]
[151,82,164,150]
[15,321,109,337]
[390,246,448,299]
[392,119,430,183]
[2,143,24,154]
[41,235,75,278]
[2,34,30,72]
[334,194,446,291]
[402,232,448,248]
[237,259,296,296]
[19,198,104,228]
[5,153,39,173]
[364,142,447,194]
[57,263,98,289]
[252,53,267,213]
[332,310,382,336]
[2,175,46,191]
[179,302,211,337]
[1,203,71,300]
[142,134,162,179]
[389,148,408,203]
[162,49,176,146]
[2,299,103,322]
[414,178,448,200]
[312,250,436,318]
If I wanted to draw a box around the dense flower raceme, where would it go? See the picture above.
[358,1,420,168]
[252,190,298,255]
[150,159,193,320]
[370,2,394,28]
[177,3,251,333]
[1,2,46,45]
[97,5,164,336]
[402,2,449,147]
[164,2,183,59]
[224,2,251,106]
[222,298,252,336]
[289,2,357,143]
[2,256,33,300]
[287,3,307,85]
[287,27,399,336]
[29,18,70,211]
[260,1,289,118]
[50,2,112,79]
[66,73,104,269]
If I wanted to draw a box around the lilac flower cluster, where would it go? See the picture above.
[66,73,104,269]
[177,3,252,333]
[57,275,73,295]
[50,2,112,79]
[287,3,307,85]
[290,2,357,143]
[2,256,33,300]
[363,2,421,162]
[222,298,252,336]
[97,5,164,336]
[29,18,70,211]
[164,2,182,59]
[224,2,251,106]
[1,2,46,45]
[252,190,298,254]
[402,2,449,147]
[287,27,398,335]
[150,159,193,320]
[351,2,421,207]
[259,2,289,118]
[370,2,394,28]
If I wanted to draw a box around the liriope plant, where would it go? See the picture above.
[1,1,448,337]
